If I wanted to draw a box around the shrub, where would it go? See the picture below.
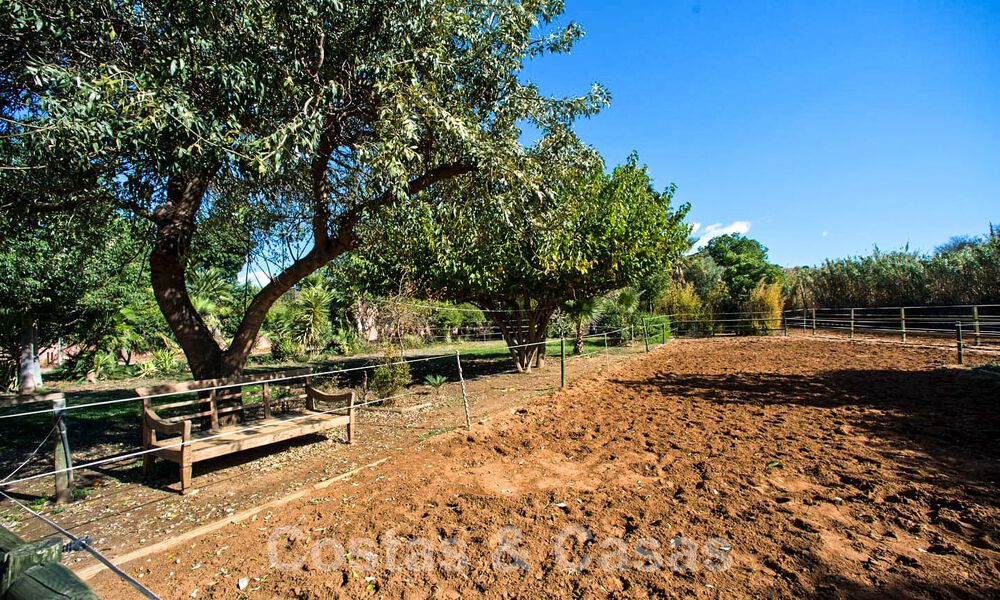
[370,345,411,401]
[88,350,119,381]
[401,334,426,350]
[150,348,180,375]
[269,332,302,363]
[743,281,784,335]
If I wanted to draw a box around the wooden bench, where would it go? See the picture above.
[137,369,355,493]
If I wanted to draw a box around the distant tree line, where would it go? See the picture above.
[785,226,1000,309]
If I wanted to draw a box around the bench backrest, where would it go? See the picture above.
[137,368,312,431]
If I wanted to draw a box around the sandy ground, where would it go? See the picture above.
[85,337,1000,599]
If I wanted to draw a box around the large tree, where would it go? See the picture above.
[701,234,783,312]
[361,148,691,371]
[1,0,606,379]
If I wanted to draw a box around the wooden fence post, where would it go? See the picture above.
[973,305,980,346]
[802,308,807,333]
[850,308,855,340]
[51,394,74,504]
[811,309,817,336]
[455,351,471,431]
[661,321,667,345]
[559,337,566,388]
[642,320,650,353]
[900,307,906,343]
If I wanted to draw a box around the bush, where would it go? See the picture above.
[150,348,180,375]
[269,332,302,363]
[370,345,411,401]
[88,350,119,380]
[401,334,426,350]
[743,281,784,335]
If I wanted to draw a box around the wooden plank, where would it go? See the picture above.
[188,415,350,462]
[6,562,100,600]
[75,458,391,582]
[136,368,311,397]
[147,414,350,465]
[1,536,63,595]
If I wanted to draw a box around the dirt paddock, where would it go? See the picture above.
[92,337,1000,599]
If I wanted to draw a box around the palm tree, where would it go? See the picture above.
[292,277,335,353]
[564,298,603,355]
[187,267,235,342]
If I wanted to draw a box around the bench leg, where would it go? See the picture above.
[142,455,155,476]
[180,463,193,494]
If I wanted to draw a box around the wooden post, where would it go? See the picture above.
[51,394,74,504]
[811,309,817,336]
[973,305,981,346]
[261,382,271,419]
[661,321,667,345]
[900,307,906,343]
[850,308,855,340]
[642,320,650,352]
[347,391,356,444]
[559,337,566,388]
[802,308,807,333]
[956,322,964,365]
[782,314,788,337]
[603,332,609,362]
[455,351,471,431]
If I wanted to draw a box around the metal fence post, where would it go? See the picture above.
[642,320,650,352]
[956,322,964,365]
[455,351,471,431]
[559,337,566,388]
[802,308,807,333]
[850,308,855,340]
[900,307,906,343]
[661,321,667,345]
[811,309,816,336]
[973,305,981,346]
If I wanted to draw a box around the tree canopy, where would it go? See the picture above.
[358,148,691,370]
[2,0,607,378]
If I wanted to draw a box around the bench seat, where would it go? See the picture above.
[138,370,355,493]
[146,412,351,464]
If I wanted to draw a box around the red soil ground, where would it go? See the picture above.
[92,338,999,599]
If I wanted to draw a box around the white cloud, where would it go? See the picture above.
[821,231,829,238]
[688,220,751,253]
[690,222,702,235]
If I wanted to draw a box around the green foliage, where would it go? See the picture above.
[370,345,411,401]
[424,374,449,390]
[149,349,180,376]
[785,232,1000,309]
[0,208,150,383]
[359,150,689,369]
[702,234,784,312]
[3,0,607,379]
[743,281,784,334]
[329,327,364,357]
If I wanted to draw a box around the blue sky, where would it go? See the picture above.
[523,0,1000,266]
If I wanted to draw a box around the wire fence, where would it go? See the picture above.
[0,323,663,596]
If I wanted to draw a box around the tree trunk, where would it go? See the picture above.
[149,172,227,381]
[18,322,36,394]
[148,162,472,384]
[489,303,556,373]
